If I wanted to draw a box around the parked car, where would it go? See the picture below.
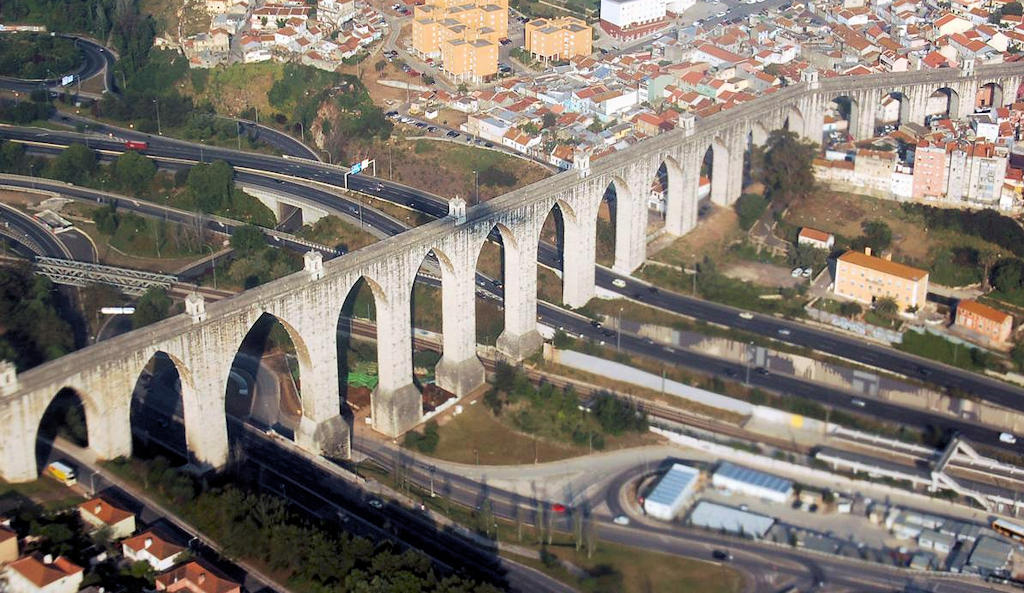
[551,503,567,513]
[368,498,383,509]
[612,278,627,288]
[1000,432,1018,444]
[790,267,803,278]
[446,130,459,138]
[802,267,812,278]
[613,515,630,525]
[851,398,866,407]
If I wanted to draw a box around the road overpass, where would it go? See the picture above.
[1,63,1022,483]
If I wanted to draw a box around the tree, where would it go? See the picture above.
[113,150,156,193]
[230,224,267,255]
[790,243,825,270]
[1011,342,1024,370]
[49,142,97,184]
[838,301,862,317]
[993,258,1024,293]
[757,129,817,207]
[374,59,387,72]
[874,296,898,318]
[542,112,557,128]
[854,220,892,254]
[1006,1,1023,14]
[734,193,768,230]
[132,287,172,329]
[187,160,234,213]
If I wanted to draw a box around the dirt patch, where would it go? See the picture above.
[648,204,743,267]
[784,191,1007,264]
[722,261,802,288]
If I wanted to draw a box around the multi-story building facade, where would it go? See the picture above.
[911,141,948,200]
[412,0,506,82]
[599,0,669,40]
[833,249,929,311]
[525,17,592,61]
[954,299,1013,345]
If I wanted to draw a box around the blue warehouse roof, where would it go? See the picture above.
[647,463,699,506]
[714,462,793,494]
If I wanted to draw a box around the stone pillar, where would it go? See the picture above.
[372,285,421,437]
[724,133,745,204]
[801,95,825,145]
[907,88,929,125]
[709,141,730,206]
[611,178,646,274]
[954,82,974,120]
[85,367,134,462]
[667,150,700,236]
[497,232,543,361]
[294,320,350,459]
[561,200,597,308]
[180,347,232,471]
[2,397,41,482]
[435,251,485,397]
[856,92,880,140]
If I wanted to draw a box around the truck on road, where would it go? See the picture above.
[124,140,148,151]
[45,460,77,486]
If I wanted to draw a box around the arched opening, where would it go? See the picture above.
[410,250,446,404]
[225,313,304,444]
[474,226,509,345]
[975,82,1003,112]
[337,277,379,424]
[875,91,908,136]
[925,87,960,126]
[647,163,668,233]
[537,202,566,305]
[130,352,188,462]
[784,106,804,137]
[596,183,618,267]
[825,96,857,143]
[697,145,716,215]
[35,388,88,475]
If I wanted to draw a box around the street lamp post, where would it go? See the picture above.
[744,341,753,385]
[205,244,217,289]
[153,98,162,135]
[474,169,479,205]
[616,306,623,351]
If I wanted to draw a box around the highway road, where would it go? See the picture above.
[3,123,1023,428]
[0,36,114,95]
[0,201,73,258]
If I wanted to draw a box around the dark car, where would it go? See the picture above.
[484,142,494,148]
[755,367,770,376]
[724,368,738,378]
[590,320,602,328]
[446,130,459,138]
[712,550,733,561]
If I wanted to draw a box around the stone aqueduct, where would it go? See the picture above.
[1,64,1021,482]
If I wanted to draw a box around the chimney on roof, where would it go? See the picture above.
[43,554,53,564]
[94,504,103,515]
[198,573,207,585]
[864,246,872,256]
[144,537,153,550]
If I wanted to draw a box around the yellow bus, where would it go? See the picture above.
[45,461,76,486]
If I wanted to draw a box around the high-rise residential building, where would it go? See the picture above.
[911,141,947,200]
[524,17,592,61]
[411,0,506,82]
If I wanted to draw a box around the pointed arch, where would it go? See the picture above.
[130,350,193,460]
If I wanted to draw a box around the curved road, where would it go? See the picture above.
[0,36,113,94]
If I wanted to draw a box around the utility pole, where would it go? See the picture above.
[474,169,479,204]
[153,98,162,135]
[617,306,623,350]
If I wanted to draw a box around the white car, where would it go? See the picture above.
[738,312,754,320]
[1000,432,1018,444]
[791,267,802,278]
[802,267,813,278]
[613,515,631,525]
[612,278,627,288]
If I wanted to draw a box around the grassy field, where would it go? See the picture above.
[534,542,745,593]
[0,476,82,512]
[428,400,658,465]
[297,215,377,253]
[367,136,551,204]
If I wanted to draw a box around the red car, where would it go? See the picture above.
[551,503,567,513]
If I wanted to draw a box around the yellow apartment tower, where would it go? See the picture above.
[525,17,592,61]
[412,0,507,82]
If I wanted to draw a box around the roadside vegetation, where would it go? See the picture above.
[106,455,503,593]
[0,33,81,80]
[0,264,75,370]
